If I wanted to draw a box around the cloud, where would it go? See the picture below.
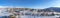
[14,6,25,8]
[0,6,24,8]
[0,6,8,8]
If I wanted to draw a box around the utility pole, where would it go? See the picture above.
[10,8,16,18]
[33,9,36,18]
[18,8,20,18]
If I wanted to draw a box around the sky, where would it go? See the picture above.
[0,0,60,9]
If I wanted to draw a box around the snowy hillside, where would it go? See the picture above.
[0,10,10,16]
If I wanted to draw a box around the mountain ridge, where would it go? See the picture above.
[45,7,60,12]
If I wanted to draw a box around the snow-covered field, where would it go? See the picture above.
[0,10,60,18]
[0,12,59,18]
[15,15,58,18]
[0,10,10,16]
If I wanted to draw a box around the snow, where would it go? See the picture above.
[0,10,59,18]
[15,15,58,18]
[0,10,10,16]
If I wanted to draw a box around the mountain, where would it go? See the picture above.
[45,7,60,12]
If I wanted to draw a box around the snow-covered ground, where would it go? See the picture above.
[0,10,60,18]
[15,15,59,18]
[0,10,10,16]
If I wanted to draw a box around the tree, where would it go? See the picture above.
[51,13,55,16]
